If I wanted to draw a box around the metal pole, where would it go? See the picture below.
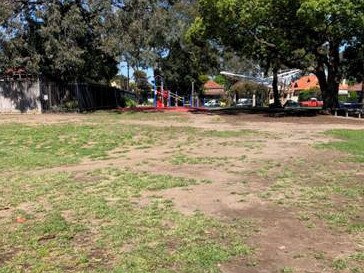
[191,80,195,107]
[153,80,157,108]
[127,62,130,92]
[161,78,164,107]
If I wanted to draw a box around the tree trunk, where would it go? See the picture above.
[326,42,340,109]
[272,66,281,107]
[359,84,364,104]
[315,43,340,110]
[315,61,328,107]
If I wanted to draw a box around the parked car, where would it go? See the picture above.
[204,99,220,107]
[236,98,253,107]
[299,98,323,107]
[339,102,363,109]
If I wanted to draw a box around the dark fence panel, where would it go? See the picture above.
[40,82,137,112]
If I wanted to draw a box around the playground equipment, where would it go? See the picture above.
[153,89,186,108]
[152,74,198,108]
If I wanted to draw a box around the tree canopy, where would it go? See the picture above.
[0,0,119,82]
[190,0,364,109]
[0,0,219,92]
[1,0,362,105]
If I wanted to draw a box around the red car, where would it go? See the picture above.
[299,98,323,107]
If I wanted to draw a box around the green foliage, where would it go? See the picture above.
[348,91,358,102]
[0,1,118,82]
[191,0,364,109]
[298,88,321,101]
[112,75,129,90]
[232,81,269,97]
[214,75,227,86]
[199,74,210,84]
[343,43,364,83]
[133,70,152,103]
[160,41,219,95]
[338,91,358,103]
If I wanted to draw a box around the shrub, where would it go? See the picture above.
[298,88,321,101]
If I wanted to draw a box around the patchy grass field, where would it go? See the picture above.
[0,111,363,273]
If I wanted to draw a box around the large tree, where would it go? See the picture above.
[0,0,118,83]
[190,0,364,109]
[296,0,364,109]
[157,0,220,95]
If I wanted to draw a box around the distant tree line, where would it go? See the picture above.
[3,0,360,108]
[0,0,230,96]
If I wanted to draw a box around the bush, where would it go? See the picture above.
[119,97,137,108]
[298,88,321,101]
[339,92,358,103]
[126,98,137,107]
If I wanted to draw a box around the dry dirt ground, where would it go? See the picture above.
[1,112,363,273]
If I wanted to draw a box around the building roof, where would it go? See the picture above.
[204,80,224,89]
[291,74,319,91]
[291,74,363,93]
[203,80,225,96]
[340,82,363,92]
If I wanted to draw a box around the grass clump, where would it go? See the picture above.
[320,130,364,162]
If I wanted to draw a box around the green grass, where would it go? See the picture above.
[0,122,250,171]
[0,123,136,170]
[0,169,253,273]
[321,130,364,162]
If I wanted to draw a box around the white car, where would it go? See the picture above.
[205,99,220,107]
[236,98,253,107]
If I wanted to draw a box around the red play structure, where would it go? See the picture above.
[156,89,170,108]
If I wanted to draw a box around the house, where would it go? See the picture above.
[288,74,320,101]
[203,80,225,100]
[288,75,363,103]
[339,81,363,94]
[269,74,319,104]
[0,67,35,81]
